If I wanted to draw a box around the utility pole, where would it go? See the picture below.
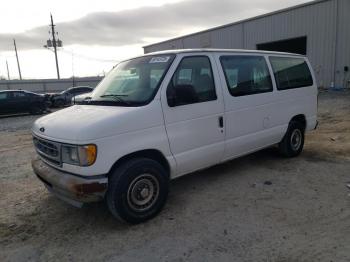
[6,60,10,80]
[72,52,75,87]
[13,39,22,80]
[50,13,60,79]
[44,14,62,80]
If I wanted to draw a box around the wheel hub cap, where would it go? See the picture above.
[140,187,150,199]
[127,174,159,212]
[290,129,302,151]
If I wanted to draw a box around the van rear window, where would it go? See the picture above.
[269,57,313,90]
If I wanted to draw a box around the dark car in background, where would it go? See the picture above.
[0,90,48,115]
[51,86,93,107]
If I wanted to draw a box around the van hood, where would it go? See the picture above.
[32,103,163,142]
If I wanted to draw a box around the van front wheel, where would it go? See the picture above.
[107,158,169,224]
[279,121,305,157]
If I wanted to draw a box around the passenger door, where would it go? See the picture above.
[216,54,281,160]
[161,54,225,177]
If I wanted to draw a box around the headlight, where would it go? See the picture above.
[61,144,97,166]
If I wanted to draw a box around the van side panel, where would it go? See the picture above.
[268,56,318,133]
[93,124,177,176]
[215,53,317,162]
[271,87,317,132]
[215,53,284,160]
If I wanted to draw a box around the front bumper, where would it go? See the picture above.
[32,157,107,207]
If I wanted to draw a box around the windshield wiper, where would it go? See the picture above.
[73,96,93,105]
[99,94,131,105]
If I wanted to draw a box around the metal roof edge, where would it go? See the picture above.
[143,0,332,49]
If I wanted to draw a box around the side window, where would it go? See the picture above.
[80,87,90,92]
[13,92,26,98]
[269,57,313,90]
[71,88,82,94]
[0,92,8,100]
[167,56,216,107]
[220,56,273,97]
[177,69,192,85]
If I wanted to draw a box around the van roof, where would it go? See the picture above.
[146,48,305,57]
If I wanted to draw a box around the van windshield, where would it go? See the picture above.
[86,55,175,106]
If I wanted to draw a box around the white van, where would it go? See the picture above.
[32,49,318,223]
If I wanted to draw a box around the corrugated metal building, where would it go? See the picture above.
[143,0,350,88]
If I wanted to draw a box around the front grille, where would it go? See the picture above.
[33,136,61,166]
[34,138,59,157]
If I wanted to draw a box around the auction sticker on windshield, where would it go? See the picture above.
[149,56,170,63]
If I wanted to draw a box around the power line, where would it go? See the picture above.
[41,46,120,63]
[60,48,120,63]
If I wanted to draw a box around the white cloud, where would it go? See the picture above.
[0,0,312,79]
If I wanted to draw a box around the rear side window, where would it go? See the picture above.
[167,56,216,107]
[71,88,83,94]
[269,57,313,90]
[81,87,92,92]
[220,56,273,97]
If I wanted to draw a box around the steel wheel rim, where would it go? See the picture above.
[290,129,302,151]
[127,174,159,212]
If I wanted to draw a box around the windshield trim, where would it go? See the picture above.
[116,52,176,66]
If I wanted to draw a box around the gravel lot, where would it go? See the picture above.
[1,91,350,262]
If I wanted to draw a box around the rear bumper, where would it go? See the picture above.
[32,157,107,207]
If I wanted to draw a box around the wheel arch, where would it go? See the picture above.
[108,149,171,178]
[290,114,306,130]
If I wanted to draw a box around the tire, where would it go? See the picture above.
[107,158,169,224]
[278,121,305,157]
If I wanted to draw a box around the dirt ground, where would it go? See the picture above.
[0,91,350,262]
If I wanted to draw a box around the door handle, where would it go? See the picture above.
[263,117,270,128]
[218,116,224,128]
